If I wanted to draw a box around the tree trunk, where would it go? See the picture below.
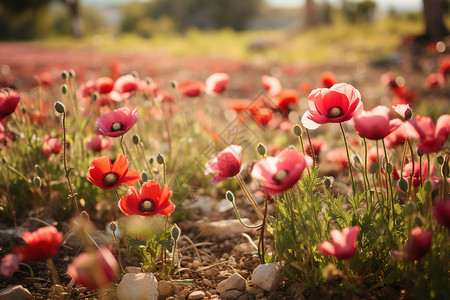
[305,0,317,28]
[422,0,449,41]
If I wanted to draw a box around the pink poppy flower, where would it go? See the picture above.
[0,253,20,277]
[0,89,20,121]
[424,73,444,90]
[353,105,402,140]
[434,200,450,228]
[384,122,419,148]
[262,75,281,97]
[67,247,118,290]
[318,226,360,259]
[392,104,412,121]
[205,73,229,96]
[402,227,433,261]
[301,83,363,130]
[251,148,307,195]
[326,147,348,168]
[13,226,63,261]
[178,80,205,97]
[41,135,63,158]
[113,74,138,94]
[319,71,338,88]
[86,135,114,153]
[402,160,439,192]
[96,77,114,94]
[118,180,175,216]
[408,114,450,154]
[96,107,138,138]
[205,145,243,185]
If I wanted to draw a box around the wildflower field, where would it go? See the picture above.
[0,29,449,300]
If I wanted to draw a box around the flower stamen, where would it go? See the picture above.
[327,106,345,118]
[110,122,124,132]
[102,172,120,187]
[138,198,156,213]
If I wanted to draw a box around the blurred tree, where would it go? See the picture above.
[341,0,376,23]
[422,0,449,41]
[305,0,318,27]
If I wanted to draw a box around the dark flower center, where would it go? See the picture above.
[327,106,345,118]
[102,172,120,187]
[138,198,156,213]
[110,122,124,132]
[273,170,288,184]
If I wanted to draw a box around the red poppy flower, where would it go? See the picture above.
[408,114,450,154]
[229,99,251,112]
[96,106,138,138]
[319,71,338,88]
[434,200,450,228]
[86,135,114,153]
[318,226,360,260]
[304,138,326,158]
[394,227,432,261]
[262,75,281,97]
[301,83,363,130]
[87,154,140,190]
[402,160,439,192]
[251,148,307,195]
[0,89,20,121]
[113,74,138,94]
[205,145,243,185]
[12,226,63,261]
[67,247,118,290]
[276,89,298,115]
[205,73,229,96]
[41,135,63,158]
[0,253,19,277]
[249,97,274,126]
[353,105,402,140]
[118,180,175,216]
[96,77,114,94]
[326,147,348,168]
[178,80,205,97]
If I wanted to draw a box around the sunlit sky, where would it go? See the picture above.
[84,0,422,12]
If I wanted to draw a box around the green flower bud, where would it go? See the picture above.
[226,190,235,202]
[33,176,42,188]
[149,157,154,165]
[68,69,75,78]
[91,93,98,102]
[436,154,444,165]
[54,101,65,114]
[132,134,140,145]
[109,221,117,233]
[398,176,408,193]
[403,202,415,216]
[171,80,178,89]
[386,162,394,174]
[424,179,433,192]
[170,224,181,242]
[369,162,379,174]
[293,124,302,137]
[257,143,266,156]
[417,148,424,157]
[141,171,149,182]
[61,71,69,80]
[156,153,165,164]
[61,85,68,95]
[403,107,412,121]
[324,176,333,189]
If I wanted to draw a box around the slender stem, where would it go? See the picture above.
[231,201,261,229]
[119,136,126,155]
[419,156,423,188]
[235,175,264,219]
[112,231,125,274]
[382,139,395,226]
[62,112,80,216]
[407,139,415,202]
[19,263,35,284]
[163,161,167,185]
[305,129,316,168]
[362,137,371,209]
[339,123,356,195]
[258,192,269,264]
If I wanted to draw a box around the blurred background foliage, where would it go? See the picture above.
[0,0,448,41]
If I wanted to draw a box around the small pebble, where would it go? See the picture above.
[188,290,206,299]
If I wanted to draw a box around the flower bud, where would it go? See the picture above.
[293,124,302,137]
[33,176,42,188]
[369,162,379,174]
[386,162,394,174]
[436,154,444,165]
[132,134,140,145]
[68,69,75,78]
[324,176,333,189]
[398,176,408,193]
[170,224,181,242]
[109,221,117,233]
[61,71,69,80]
[226,190,235,202]
[424,179,433,192]
[61,85,68,95]
[21,107,26,114]
[54,101,65,114]
[91,93,98,102]
[156,153,165,164]
[351,154,362,166]
[403,107,412,121]
[149,157,154,165]
[171,80,178,89]
[417,148,424,157]
[35,164,43,177]
[257,143,266,156]
[141,171,149,182]
[403,202,415,216]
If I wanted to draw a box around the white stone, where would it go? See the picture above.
[198,219,254,237]
[0,285,32,300]
[251,263,284,292]
[116,273,158,300]
[217,273,246,293]
[188,290,206,299]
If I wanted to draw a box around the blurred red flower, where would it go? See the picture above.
[96,107,138,138]
[96,77,114,94]
[67,247,118,290]
[262,75,281,97]
[178,80,204,97]
[319,71,337,88]
[118,180,175,216]
[353,105,402,140]
[318,226,360,259]
[301,83,363,130]
[304,138,326,159]
[424,73,445,90]
[402,160,439,192]
[394,227,433,261]
[0,253,19,277]
[13,226,63,261]
[276,89,298,115]
[86,135,114,153]
[41,135,63,158]
[0,89,20,121]
[434,200,450,228]
[87,154,140,190]
[251,148,307,195]
[113,74,138,94]
[205,145,243,185]
[205,73,229,96]
[408,114,450,154]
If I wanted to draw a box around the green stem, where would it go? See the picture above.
[305,129,316,168]
[231,200,261,229]
[339,123,356,195]
[381,139,395,226]
[119,136,126,155]
[235,175,264,220]
[112,230,125,274]
[362,137,372,209]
